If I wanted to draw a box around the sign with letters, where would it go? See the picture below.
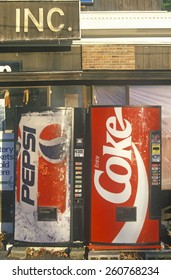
[0,132,14,191]
[0,0,80,43]
[0,61,22,72]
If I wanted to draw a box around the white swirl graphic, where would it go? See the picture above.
[112,142,148,243]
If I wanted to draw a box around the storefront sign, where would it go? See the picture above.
[0,133,14,191]
[0,1,80,43]
[0,61,22,72]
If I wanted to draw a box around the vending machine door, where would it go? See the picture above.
[14,107,72,245]
[90,106,161,249]
[14,107,86,245]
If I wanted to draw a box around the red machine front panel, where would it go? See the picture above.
[90,106,161,248]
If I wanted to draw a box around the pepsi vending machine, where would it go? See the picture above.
[89,106,161,250]
[14,107,86,245]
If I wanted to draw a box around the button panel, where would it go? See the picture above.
[74,161,83,198]
[151,131,161,187]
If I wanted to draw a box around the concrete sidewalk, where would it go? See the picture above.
[0,243,85,260]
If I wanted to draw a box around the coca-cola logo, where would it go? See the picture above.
[94,108,132,204]
[94,107,149,243]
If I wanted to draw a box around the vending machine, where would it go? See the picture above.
[89,106,161,250]
[14,107,86,246]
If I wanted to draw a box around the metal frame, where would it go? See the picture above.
[1,70,171,86]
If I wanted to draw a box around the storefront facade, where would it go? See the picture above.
[0,1,171,235]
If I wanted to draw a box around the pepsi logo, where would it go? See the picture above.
[39,124,66,163]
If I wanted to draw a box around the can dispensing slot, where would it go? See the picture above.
[38,207,57,221]
[116,207,137,222]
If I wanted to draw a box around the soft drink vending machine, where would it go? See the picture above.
[89,106,161,250]
[14,107,86,245]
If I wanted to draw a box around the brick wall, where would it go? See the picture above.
[82,45,135,70]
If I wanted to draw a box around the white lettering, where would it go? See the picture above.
[94,107,132,204]
[47,8,64,32]
[103,133,132,160]
[94,170,131,204]
[106,156,132,184]
[16,8,65,33]
[106,115,132,139]
[24,8,43,32]
[0,65,12,72]
[16,9,20,32]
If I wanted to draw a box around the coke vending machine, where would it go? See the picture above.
[89,106,161,250]
[14,107,86,245]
